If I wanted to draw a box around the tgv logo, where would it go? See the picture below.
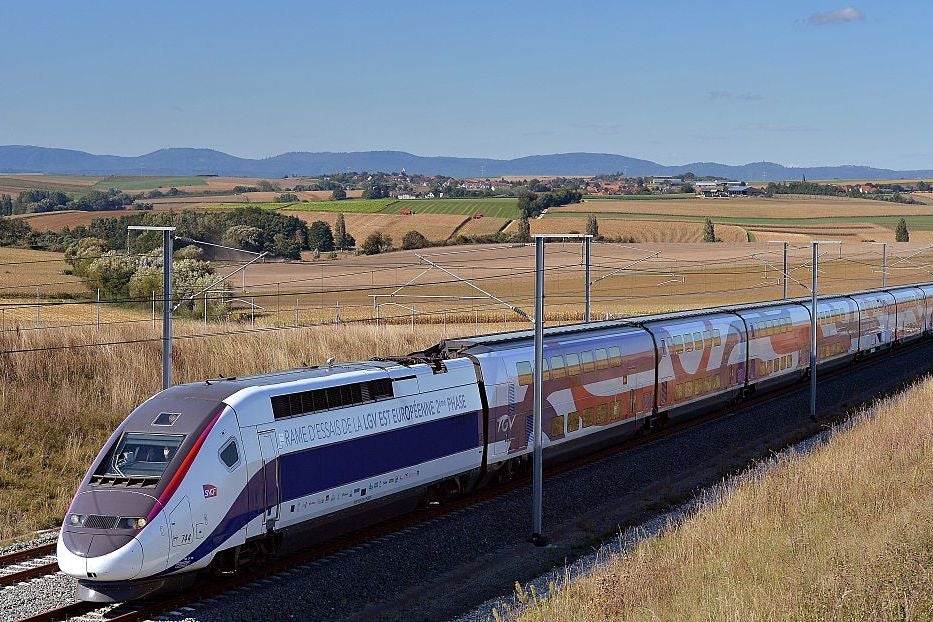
[496,414,517,434]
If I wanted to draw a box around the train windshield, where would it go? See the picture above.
[104,433,186,478]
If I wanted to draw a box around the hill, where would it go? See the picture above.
[1,145,932,181]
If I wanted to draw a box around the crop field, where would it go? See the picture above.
[0,174,101,196]
[453,215,510,237]
[584,193,695,200]
[0,248,88,297]
[282,210,470,245]
[553,195,933,219]
[514,380,933,621]
[282,199,396,213]
[90,175,208,191]
[521,217,750,243]
[381,198,521,219]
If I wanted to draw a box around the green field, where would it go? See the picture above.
[91,176,208,191]
[544,211,933,231]
[379,198,520,219]
[281,199,396,213]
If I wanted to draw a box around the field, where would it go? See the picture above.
[282,210,471,245]
[90,175,207,191]
[513,379,933,621]
[0,247,87,297]
[280,199,396,213]
[520,217,750,243]
[0,174,101,196]
[382,198,521,218]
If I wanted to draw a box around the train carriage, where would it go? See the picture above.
[848,291,897,353]
[644,312,746,417]
[801,297,860,366]
[888,286,926,343]
[736,303,810,391]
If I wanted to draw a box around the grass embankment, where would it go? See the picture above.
[514,380,933,621]
[0,322,491,541]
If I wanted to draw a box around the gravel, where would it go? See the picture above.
[6,342,932,622]
[0,530,58,558]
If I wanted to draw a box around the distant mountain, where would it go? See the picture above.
[0,145,930,181]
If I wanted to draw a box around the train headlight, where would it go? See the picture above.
[117,517,147,530]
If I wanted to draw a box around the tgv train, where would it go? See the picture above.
[59,284,933,601]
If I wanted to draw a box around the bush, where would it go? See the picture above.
[401,230,429,250]
[173,245,205,260]
[896,218,909,242]
[361,232,392,255]
[274,193,299,203]
[330,188,347,201]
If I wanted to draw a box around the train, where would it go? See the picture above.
[58,283,933,602]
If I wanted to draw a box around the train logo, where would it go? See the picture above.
[496,413,516,433]
[202,484,218,499]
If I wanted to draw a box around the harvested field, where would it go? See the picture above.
[743,222,895,243]
[453,216,511,237]
[0,248,87,297]
[282,210,468,244]
[522,217,749,243]
[514,379,933,622]
[0,174,101,196]
[91,176,206,191]
[11,209,148,231]
[554,195,933,218]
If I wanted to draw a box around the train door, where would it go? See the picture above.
[257,430,280,529]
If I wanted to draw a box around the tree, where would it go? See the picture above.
[274,193,299,203]
[334,212,348,249]
[255,180,279,192]
[0,194,12,216]
[401,230,429,250]
[895,218,909,242]
[307,220,335,252]
[361,232,392,255]
[222,225,264,252]
[585,214,599,238]
[703,218,717,243]
[917,180,929,192]
[330,188,347,201]
[517,213,531,242]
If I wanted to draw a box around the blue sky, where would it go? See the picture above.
[1,1,930,168]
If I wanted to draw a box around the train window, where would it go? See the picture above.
[541,358,550,381]
[672,335,684,353]
[219,439,240,470]
[550,415,564,438]
[581,350,595,372]
[702,330,711,347]
[152,412,180,427]
[608,346,622,367]
[550,356,566,379]
[516,361,533,386]
[101,433,185,479]
[684,335,693,352]
[272,378,394,419]
[693,332,703,349]
[595,348,609,369]
[713,329,722,346]
[565,353,581,375]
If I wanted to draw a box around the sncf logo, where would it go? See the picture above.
[202,484,218,499]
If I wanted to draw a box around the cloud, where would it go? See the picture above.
[709,90,763,102]
[735,123,820,133]
[807,7,864,26]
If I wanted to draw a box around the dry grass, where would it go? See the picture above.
[524,217,749,243]
[0,248,86,296]
[512,380,933,622]
[455,216,511,237]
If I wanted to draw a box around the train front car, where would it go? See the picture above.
[57,382,244,602]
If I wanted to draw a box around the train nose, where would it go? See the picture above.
[57,532,144,580]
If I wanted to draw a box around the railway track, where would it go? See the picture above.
[0,542,59,590]
[10,339,932,622]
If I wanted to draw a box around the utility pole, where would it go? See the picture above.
[129,225,175,390]
[531,235,545,546]
[783,241,788,299]
[584,236,592,322]
[810,241,841,420]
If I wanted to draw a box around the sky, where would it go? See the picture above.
[1,1,931,169]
